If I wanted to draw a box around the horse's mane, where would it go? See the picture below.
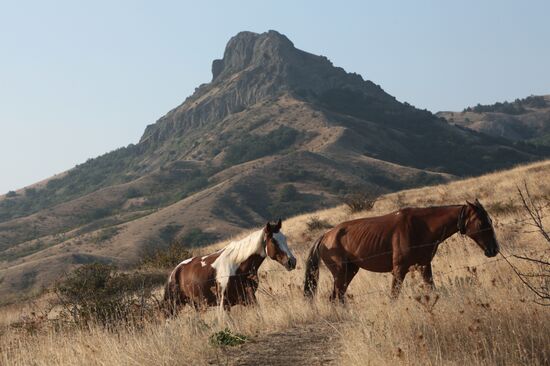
[218,229,265,265]
[211,228,265,289]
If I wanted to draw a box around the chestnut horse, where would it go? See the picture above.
[164,219,296,314]
[304,200,499,302]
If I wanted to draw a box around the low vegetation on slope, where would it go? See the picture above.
[438,94,550,145]
[1,160,549,365]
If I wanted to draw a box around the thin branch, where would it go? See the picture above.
[513,255,550,266]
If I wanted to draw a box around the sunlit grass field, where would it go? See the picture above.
[1,160,549,365]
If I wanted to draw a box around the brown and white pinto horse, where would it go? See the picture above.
[164,219,296,314]
[304,200,500,302]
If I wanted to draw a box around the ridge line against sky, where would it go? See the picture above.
[1,0,549,193]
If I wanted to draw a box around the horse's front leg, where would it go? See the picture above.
[244,284,258,306]
[390,266,408,299]
[421,263,435,290]
[330,263,359,304]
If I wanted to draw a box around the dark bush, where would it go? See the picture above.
[140,241,193,269]
[224,126,299,165]
[54,263,162,327]
[6,191,17,198]
[343,192,379,213]
[24,188,37,197]
[125,187,141,199]
[463,95,546,115]
[159,224,183,245]
[92,227,121,244]
[280,184,299,201]
[180,228,218,247]
[306,216,333,232]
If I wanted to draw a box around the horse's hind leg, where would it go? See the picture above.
[330,263,359,304]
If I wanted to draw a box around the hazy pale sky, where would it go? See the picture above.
[1,0,549,193]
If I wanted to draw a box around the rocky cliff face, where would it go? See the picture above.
[140,30,388,146]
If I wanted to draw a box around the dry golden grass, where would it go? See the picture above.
[1,160,549,365]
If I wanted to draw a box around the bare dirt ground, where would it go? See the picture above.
[210,322,341,366]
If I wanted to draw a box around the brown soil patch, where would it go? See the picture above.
[210,322,341,365]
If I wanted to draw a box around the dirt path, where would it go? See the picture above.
[209,322,342,365]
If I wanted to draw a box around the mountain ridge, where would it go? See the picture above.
[437,95,550,144]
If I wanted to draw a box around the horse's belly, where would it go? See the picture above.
[348,243,393,273]
[356,257,393,273]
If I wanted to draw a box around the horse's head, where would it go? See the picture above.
[264,219,297,271]
[459,199,499,257]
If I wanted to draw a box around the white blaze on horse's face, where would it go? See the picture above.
[267,231,297,271]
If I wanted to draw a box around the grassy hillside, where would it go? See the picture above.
[438,95,550,145]
[1,160,549,365]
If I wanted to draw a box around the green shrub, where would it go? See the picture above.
[6,191,17,198]
[209,328,249,347]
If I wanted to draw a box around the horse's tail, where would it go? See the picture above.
[162,269,181,317]
[304,234,324,298]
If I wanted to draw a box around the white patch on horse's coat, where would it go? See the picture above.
[168,257,194,281]
[201,260,207,267]
[211,229,266,293]
[180,257,193,265]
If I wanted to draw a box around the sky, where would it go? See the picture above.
[1,0,549,193]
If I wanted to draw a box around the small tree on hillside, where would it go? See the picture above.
[507,182,550,306]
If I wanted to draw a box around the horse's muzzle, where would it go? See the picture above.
[286,257,297,271]
[485,247,498,257]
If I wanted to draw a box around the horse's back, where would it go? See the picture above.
[321,209,409,272]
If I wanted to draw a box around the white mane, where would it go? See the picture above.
[211,228,265,291]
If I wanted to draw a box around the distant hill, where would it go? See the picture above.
[437,95,550,145]
[1,30,548,303]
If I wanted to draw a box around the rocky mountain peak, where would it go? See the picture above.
[141,31,394,145]
[212,30,295,81]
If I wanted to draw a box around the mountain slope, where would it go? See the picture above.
[1,30,548,302]
[437,95,550,145]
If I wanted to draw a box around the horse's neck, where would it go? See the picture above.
[423,205,463,242]
[238,254,266,275]
[221,229,265,270]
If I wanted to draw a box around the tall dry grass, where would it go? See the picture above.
[1,160,549,365]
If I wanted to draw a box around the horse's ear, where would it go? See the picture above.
[276,218,282,230]
[474,198,482,207]
[264,222,272,234]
